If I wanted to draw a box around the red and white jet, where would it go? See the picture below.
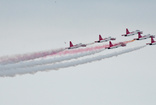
[122,28,142,36]
[146,36,156,45]
[68,41,86,49]
[134,32,155,40]
[95,35,116,43]
[105,41,126,49]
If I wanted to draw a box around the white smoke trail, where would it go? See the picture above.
[0,49,104,70]
[0,45,145,77]
[0,48,65,65]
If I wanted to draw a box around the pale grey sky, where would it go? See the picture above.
[0,0,156,105]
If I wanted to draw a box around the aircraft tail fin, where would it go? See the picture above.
[99,35,103,40]
[126,28,130,34]
[109,41,113,47]
[70,41,73,47]
[151,36,155,43]
[138,32,142,38]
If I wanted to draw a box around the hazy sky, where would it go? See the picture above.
[0,0,156,105]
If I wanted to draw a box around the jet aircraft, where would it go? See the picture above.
[68,41,86,49]
[134,32,155,40]
[105,41,126,49]
[95,35,116,43]
[122,28,142,37]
